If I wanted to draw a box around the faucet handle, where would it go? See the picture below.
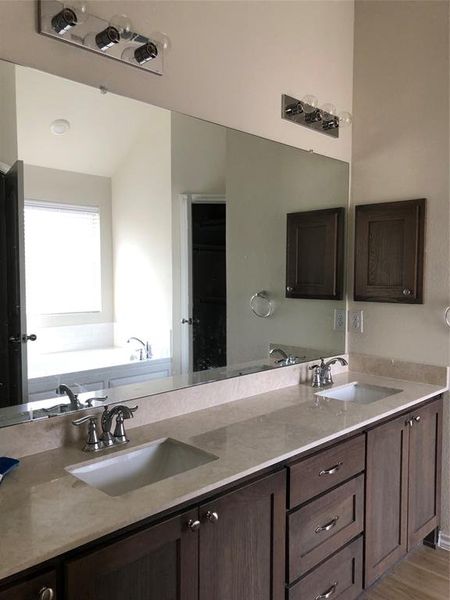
[72,415,104,452]
[309,364,322,388]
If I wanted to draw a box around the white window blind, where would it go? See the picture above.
[24,201,102,315]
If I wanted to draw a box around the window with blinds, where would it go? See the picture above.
[24,201,102,315]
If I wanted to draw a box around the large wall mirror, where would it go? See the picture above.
[0,59,349,426]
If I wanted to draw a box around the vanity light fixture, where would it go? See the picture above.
[282,94,352,138]
[38,0,168,76]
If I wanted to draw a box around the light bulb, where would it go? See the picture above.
[150,31,172,52]
[110,14,134,41]
[84,26,120,52]
[122,42,158,65]
[320,103,337,117]
[338,110,352,128]
[50,2,87,35]
[301,94,318,114]
[64,1,88,23]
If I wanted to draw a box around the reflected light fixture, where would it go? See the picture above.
[50,119,71,135]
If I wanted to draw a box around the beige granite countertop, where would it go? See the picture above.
[0,371,446,581]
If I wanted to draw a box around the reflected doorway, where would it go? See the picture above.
[180,195,226,373]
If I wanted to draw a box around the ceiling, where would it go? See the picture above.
[15,65,169,177]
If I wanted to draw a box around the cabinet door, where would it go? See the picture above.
[408,398,443,549]
[354,199,425,303]
[65,510,198,600]
[0,570,57,600]
[365,415,409,586]
[286,207,345,300]
[199,471,286,600]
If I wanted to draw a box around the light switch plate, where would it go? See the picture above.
[334,309,346,331]
[349,310,364,333]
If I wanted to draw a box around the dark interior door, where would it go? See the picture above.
[1,161,28,405]
[192,203,226,371]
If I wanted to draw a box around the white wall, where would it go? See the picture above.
[0,1,354,163]
[226,129,348,364]
[0,60,17,168]
[171,112,227,371]
[351,0,450,541]
[111,112,172,359]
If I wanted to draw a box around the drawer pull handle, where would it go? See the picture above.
[315,515,339,533]
[315,582,338,600]
[319,462,343,477]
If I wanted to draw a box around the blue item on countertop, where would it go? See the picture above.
[0,456,20,484]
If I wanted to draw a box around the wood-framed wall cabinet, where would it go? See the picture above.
[286,207,345,300]
[354,199,425,303]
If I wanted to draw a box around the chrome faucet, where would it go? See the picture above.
[72,404,138,452]
[309,357,348,387]
[127,337,152,361]
[56,384,82,410]
[269,347,299,366]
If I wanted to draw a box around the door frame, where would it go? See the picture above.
[179,194,226,374]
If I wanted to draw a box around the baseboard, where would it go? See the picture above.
[439,532,450,551]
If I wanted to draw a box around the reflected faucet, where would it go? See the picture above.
[269,347,299,366]
[127,337,152,361]
[56,384,81,410]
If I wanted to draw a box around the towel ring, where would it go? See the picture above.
[250,291,273,318]
[445,306,450,328]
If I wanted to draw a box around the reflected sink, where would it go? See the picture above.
[317,382,402,404]
[67,438,219,497]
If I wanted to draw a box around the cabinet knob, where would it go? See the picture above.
[402,288,412,296]
[414,415,421,423]
[205,510,219,523]
[405,418,414,428]
[187,519,201,531]
[286,286,293,293]
[39,587,55,600]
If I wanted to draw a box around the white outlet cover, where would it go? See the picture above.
[349,310,364,333]
[334,308,346,331]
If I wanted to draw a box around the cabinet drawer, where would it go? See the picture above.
[288,537,363,600]
[288,475,364,581]
[0,570,57,600]
[289,435,365,508]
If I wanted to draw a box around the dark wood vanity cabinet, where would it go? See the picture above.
[65,509,199,600]
[354,199,425,303]
[286,207,345,300]
[64,471,285,600]
[365,397,442,586]
[1,399,444,600]
[199,470,286,600]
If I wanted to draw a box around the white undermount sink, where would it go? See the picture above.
[66,438,219,497]
[317,382,402,404]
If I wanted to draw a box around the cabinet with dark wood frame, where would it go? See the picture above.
[354,199,425,303]
[286,207,345,300]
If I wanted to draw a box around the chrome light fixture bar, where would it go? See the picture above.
[38,1,167,76]
[281,94,352,138]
